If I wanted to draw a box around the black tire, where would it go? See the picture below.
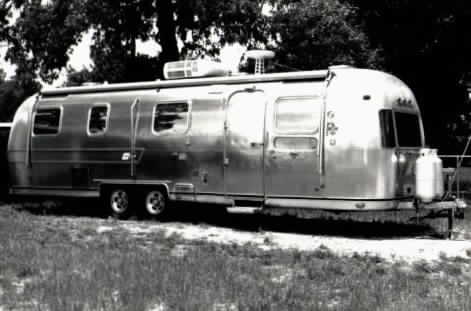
[142,189,168,219]
[105,187,133,219]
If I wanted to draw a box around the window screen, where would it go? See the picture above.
[34,108,61,135]
[153,102,189,134]
[88,106,109,135]
[275,97,320,133]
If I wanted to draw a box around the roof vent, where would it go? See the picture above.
[243,50,275,74]
[163,60,229,80]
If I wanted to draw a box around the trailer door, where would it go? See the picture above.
[225,90,266,197]
[265,96,321,197]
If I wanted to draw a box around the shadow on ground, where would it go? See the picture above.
[2,198,445,240]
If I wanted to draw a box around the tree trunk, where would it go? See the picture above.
[156,0,179,64]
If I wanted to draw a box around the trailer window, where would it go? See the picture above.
[275,97,320,134]
[379,110,395,148]
[34,108,61,135]
[379,110,422,148]
[395,112,422,147]
[153,102,190,134]
[88,106,109,135]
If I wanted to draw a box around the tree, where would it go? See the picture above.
[2,0,380,86]
[0,0,12,42]
[84,0,271,80]
[86,0,158,83]
[4,0,88,84]
[269,0,381,71]
[157,0,179,63]
[175,0,270,58]
[347,0,471,148]
[0,78,33,122]
[63,66,94,87]
[2,0,170,84]
[174,0,381,71]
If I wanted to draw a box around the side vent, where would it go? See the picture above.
[174,183,195,202]
[163,60,229,80]
[174,183,195,193]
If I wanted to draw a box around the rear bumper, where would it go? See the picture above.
[405,198,467,211]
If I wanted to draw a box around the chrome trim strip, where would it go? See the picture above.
[266,195,412,201]
[10,187,99,198]
[265,198,402,211]
[29,148,139,152]
[93,179,172,185]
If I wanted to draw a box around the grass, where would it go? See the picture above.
[1,204,471,310]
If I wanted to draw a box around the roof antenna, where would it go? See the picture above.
[244,50,275,74]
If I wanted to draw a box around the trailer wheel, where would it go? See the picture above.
[143,189,167,219]
[107,188,132,219]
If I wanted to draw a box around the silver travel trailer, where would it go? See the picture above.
[6,58,464,228]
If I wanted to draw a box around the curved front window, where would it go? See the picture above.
[395,112,422,147]
[380,110,423,147]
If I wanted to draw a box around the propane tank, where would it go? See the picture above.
[415,148,439,203]
[431,149,444,198]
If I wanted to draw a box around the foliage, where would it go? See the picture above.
[0,79,37,122]
[0,0,12,41]
[63,66,94,87]
[4,0,88,84]
[175,0,270,58]
[347,0,471,147]
[86,0,158,83]
[2,0,380,82]
[270,0,382,71]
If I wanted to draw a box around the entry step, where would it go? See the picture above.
[227,206,263,214]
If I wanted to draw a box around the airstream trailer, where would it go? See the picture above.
[6,59,464,232]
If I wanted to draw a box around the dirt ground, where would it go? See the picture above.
[16,201,471,265]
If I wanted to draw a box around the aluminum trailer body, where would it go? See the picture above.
[7,66,463,226]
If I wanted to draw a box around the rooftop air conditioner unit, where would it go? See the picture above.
[163,60,229,80]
